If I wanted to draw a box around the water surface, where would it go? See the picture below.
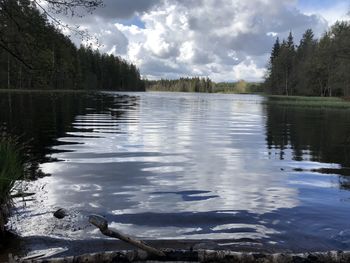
[1,91,350,256]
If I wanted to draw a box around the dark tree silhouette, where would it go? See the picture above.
[0,0,144,91]
[265,22,350,97]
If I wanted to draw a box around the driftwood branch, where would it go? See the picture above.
[12,250,350,263]
[88,214,166,257]
[11,213,350,262]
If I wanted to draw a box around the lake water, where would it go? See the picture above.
[1,91,350,257]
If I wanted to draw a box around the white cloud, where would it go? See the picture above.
[232,59,266,81]
[57,0,345,82]
[300,1,349,26]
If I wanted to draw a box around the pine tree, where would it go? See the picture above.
[0,0,145,91]
[294,29,317,95]
[265,37,281,94]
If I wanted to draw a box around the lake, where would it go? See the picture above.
[1,91,350,257]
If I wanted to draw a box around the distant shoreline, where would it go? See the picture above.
[2,89,350,109]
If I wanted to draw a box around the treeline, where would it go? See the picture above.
[146,78,262,93]
[265,21,350,97]
[214,80,262,93]
[0,0,144,91]
[146,77,213,93]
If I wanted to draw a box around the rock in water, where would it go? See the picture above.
[53,208,68,219]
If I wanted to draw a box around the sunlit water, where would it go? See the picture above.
[2,92,350,254]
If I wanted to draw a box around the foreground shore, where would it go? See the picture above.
[9,249,350,263]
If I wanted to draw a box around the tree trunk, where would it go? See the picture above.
[285,69,289,96]
[7,54,10,89]
[318,78,323,97]
[18,65,22,89]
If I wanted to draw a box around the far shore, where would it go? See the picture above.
[1,88,350,109]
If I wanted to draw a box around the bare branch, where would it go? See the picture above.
[0,40,33,69]
[0,0,103,68]
[43,0,103,16]
[33,0,103,46]
[89,215,166,258]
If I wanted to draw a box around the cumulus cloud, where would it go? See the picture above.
[58,0,342,81]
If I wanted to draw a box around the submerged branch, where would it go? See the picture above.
[89,214,166,257]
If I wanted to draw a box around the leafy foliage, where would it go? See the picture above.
[0,133,24,235]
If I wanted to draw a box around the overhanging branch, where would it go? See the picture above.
[0,40,33,70]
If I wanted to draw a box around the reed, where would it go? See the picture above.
[0,133,24,236]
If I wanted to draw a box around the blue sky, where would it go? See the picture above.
[298,0,346,9]
[297,0,349,24]
[117,16,145,29]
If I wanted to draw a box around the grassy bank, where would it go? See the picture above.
[0,134,24,237]
[265,95,350,109]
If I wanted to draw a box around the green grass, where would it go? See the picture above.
[0,133,24,235]
[265,95,350,109]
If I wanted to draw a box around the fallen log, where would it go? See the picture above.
[11,249,350,263]
[89,214,166,257]
[10,213,350,262]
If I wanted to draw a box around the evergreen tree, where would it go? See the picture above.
[266,37,281,94]
[145,77,213,93]
[264,23,350,97]
[294,29,317,95]
[0,0,145,91]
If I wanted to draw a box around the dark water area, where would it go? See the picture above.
[1,91,350,258]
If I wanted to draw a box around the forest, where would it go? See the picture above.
[0,0,144,91]
[146,78,262,94]
[213,81,262,93]
[264,21,350,97]
[146,77,213,93]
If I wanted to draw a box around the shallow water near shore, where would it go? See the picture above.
[1,91,350,259]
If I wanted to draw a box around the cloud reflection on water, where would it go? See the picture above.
[32,93,300,241]
[3,92,349,252]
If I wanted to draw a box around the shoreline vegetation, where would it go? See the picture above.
[146,78,263,94]
[264,21,350,97]
[0,133,25,239]
[1,89,350,109]
[264,95,350,109]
